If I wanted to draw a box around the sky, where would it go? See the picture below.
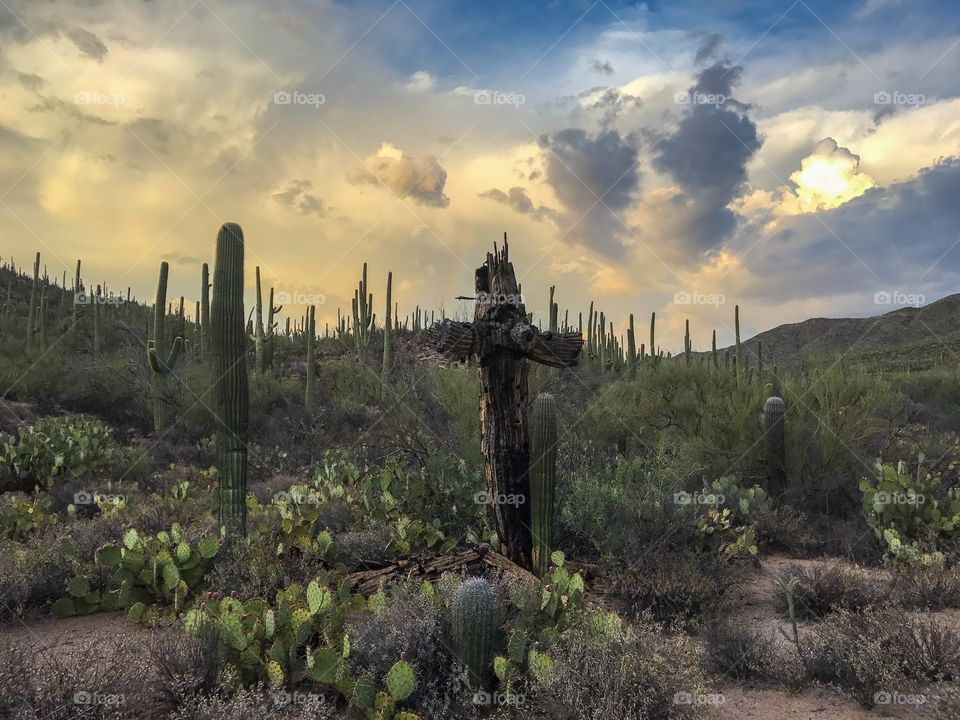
[0,0,958,350]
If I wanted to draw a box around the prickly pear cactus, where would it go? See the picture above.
[449,577,496,689]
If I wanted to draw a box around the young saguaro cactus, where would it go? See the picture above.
[531,393,558,577]
[200,262,210,358]
[762,396,787,497]
[450,577,496,689]
[147,263,184,431]
[252,266,266,374]
[26,251,40,349]
[212,223,249,537]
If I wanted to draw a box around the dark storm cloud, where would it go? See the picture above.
[478,187,558,223]
[273,179,329,217]
[694,33,724,65]
[652,59,761,252]
[538,128,640,258]
[571,87,642,131]
[591,59,614,75]
[742,157,960,301]
[66,27,108,62]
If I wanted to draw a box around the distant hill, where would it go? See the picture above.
[710,294,960,370]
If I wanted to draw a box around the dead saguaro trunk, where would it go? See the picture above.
[433,235,583,569]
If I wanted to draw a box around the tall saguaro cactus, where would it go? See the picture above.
[200,262,211,358]
[212,223,249,538]
[26,252,40,349]
[352,262,372,354]
[252,266,266,374]
[530,393,558,577]
[305,305,316,406]
[627,313,636,378]
[649,311,656,367]
[147,262,183,431]
[735,304,742,375]
[381,271,393,389]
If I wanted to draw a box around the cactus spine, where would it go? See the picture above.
[147,264,183,431]
[762,396,787,496]
[531,393,558,577]
[305,305,316,405]
[450,577,496,688]
[212,223,249,537]
[382,272,393,389]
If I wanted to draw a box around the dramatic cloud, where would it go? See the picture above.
[65,28,108,62]
[652,59,761,253]
[479,187,558,223]
[346,142,450,208]
[694,33,724,65]
[538,128,640,257]
[591,60,614,76]
[572,87,642,131]
[788,138,876,211]
[273,180,329,217]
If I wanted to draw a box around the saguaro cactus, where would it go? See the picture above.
[352,262,373,354]
[147,263,183,431]
[735,304,742,375]
[450,578,496,689]
[26,252,40,348]
[200,262,210,358]
[305,305,316,405]
[762,396,787,496]
[382,271,393,389]
[627,313,636,378]
[212,223,249,537]
[530,393,558,577]
[264,287,281,370]
[649,311,656,367]
[684,319,691,365]
[252,267,265,374]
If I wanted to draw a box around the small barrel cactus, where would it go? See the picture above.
[530,394,557,577]
[450,577,496,689]
[762,396,787,496]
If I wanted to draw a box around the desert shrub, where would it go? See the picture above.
[146,628,224,716]
[540,620,705,720]
[205,537,317,600]
[334,524,393,568]
[347,586,475,720]
[0,415,117,492]
[775,563,885,620]
[801,607,960,705]
[0,537,76,619]
[702,620,786,682]
[936,684,960,719]
[169,685,338,720]
[615,555,724,628]
[0,637,142,719]
[892,565,960,609]
[0,494,57,540]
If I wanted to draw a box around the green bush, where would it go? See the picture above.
[0,415,117,491]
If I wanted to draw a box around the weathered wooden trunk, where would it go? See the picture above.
[434,236,583,569]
